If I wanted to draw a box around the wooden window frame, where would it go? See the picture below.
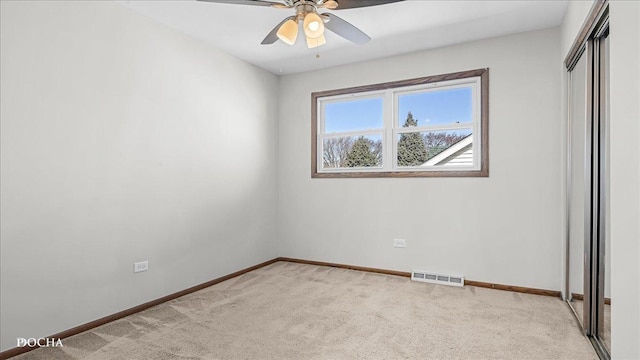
[311,68,489,178]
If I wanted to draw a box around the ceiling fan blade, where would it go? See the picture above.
[324,13,370,44]
[261,16,295,45]
[197,0,286,8]
[333,0,404,10]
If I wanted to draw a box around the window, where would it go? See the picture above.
[311,68,489,178]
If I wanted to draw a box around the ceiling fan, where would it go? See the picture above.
[197,0,404,48]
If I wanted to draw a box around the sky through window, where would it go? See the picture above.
[324,87,472,133]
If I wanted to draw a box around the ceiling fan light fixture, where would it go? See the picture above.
[303,12,324,39]
[276,18,298,45]
[200,0,379,47]
[306,33,326,49]
[323,0,339,10]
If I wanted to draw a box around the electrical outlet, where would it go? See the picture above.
[393,239,406,248]
[134,261,149,273]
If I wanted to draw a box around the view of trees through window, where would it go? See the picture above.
[322,111,468,169]
[323,136,382,168]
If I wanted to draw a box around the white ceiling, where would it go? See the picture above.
[120,0,568,75]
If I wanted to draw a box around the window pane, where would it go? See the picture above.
[323,135,382,169]
[397,87,472,127]
[396,129,473,167]
[324,97,383,133]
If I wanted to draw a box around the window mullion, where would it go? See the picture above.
[322,129,384,138]
[395,123,475,134]
[384,90,394,171]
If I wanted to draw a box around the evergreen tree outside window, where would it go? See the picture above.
[397,112,428,166]
[345,136,381,167]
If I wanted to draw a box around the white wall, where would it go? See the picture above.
[560,1,640,358]
[560,0,594,57]
[0,1,279,352]
[278,28,562,291]
[609,1,640,358]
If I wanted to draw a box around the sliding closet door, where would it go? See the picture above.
[565,3,610,357]
[594,31,610,355]
[568,52,587,326]
[601,33,610,354]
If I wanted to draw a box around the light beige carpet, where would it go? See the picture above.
[12,262,597,360]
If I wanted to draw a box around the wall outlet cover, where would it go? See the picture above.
[134,261,149,273]
[393,239,407,248]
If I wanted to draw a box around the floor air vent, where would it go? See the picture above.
[411,270,464,287]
